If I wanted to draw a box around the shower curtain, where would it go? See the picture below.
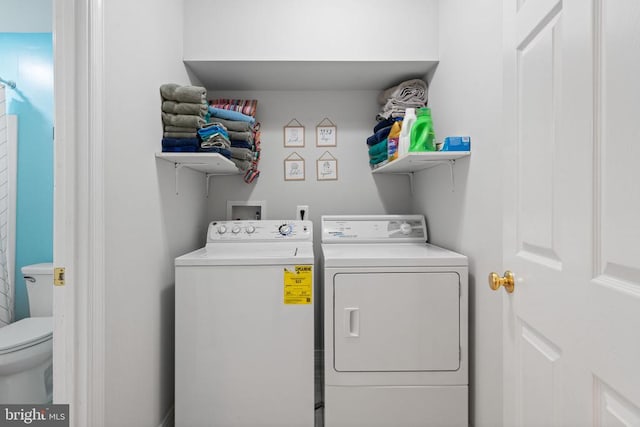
[0,83,13,327]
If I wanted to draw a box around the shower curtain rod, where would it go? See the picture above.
[0,77,16,89]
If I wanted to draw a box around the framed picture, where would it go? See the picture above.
[316,151,338,181]
[284,152,305,181]
[316,118,337,147]
[284,119,305,147]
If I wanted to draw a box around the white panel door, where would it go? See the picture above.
[502,0,640,426]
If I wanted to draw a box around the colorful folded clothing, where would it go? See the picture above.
[209,98,258,117]
[208,106,256,124]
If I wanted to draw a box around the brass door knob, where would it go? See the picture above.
[489,271,515,293]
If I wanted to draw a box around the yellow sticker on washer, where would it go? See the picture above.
[284,265,313,304]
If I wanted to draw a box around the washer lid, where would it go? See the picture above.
[176,242,314,266]
[322,243,467,267]
[0,317,53,354]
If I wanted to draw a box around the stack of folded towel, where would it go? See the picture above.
[197,123,232,159]
[160,83,208,152]
[376,78,428,121]
[366,117,402,169]
[208,99,261,183]
[364,78,429,168]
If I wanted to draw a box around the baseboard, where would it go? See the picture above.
[159,405,174,427]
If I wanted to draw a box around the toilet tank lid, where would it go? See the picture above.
[21,263,53,276]
[0,317,53,354]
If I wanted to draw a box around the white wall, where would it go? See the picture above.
[411,1,504,426]
[102,0,208,425]
[206,90,412,224]
[0,0,52,32]
[184,0,438,61]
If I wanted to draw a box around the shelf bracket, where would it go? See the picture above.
[407,172,415,195]
[173,162,186,195]
[205,173,215,198]
[448,159,456,192]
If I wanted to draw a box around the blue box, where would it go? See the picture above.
[442,136,471,151]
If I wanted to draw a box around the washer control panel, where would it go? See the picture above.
[321,215,427,243]
[207,220,313,242]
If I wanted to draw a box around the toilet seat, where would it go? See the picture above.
[0,317,53,355]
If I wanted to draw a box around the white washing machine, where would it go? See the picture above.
[175,220,315,427]
[321,215,468,427]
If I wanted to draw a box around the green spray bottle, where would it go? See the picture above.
[409,107,436,152]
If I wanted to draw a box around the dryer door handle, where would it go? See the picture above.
[344,307,360,337]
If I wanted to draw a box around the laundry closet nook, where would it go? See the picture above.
[66,0,507,426]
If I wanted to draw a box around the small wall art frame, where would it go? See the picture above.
[284,152,305,181]
[316,151,338,181]
[283,118,305,147]
[316,117,337,147]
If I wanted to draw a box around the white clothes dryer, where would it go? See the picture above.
[321,215,468,427]
[175,220,315,427]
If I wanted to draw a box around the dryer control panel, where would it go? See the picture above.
[207,220,313,242]
[321,215,427,243]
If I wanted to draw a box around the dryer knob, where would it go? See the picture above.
[279,224,293,236]
[246,225,256,234]
[400,222,412,235]
[217,225,227,234]
[232,226,241,234]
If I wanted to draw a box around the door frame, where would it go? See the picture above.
[53,0,106,425]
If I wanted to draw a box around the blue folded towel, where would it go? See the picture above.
[208,106,256,124]
[198,123,229,139]
[162,146,198,153]
[373,117,396,133]
[162,137,200,149]
[369,152,388,165]
[230,141,253,150]
[368,139,388,157]
[366,125,392,146]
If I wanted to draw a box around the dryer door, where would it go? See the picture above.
[333,271,460,372]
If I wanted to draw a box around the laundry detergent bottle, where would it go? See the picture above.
[398,108,416,157]
[409,107,436,152]
[387,120,402,161]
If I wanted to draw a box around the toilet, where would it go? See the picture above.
[0,263,53,403]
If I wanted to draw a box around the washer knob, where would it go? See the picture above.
[279,224,293,236]
[232,226,241,234]
[399,222,412,235]
[217,225,227,234]
[246,225,256,234]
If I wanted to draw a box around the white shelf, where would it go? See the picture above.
[156,152,241,195]
[371,151,471,174]
[184,60,438,91]
[155,152,240,175]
